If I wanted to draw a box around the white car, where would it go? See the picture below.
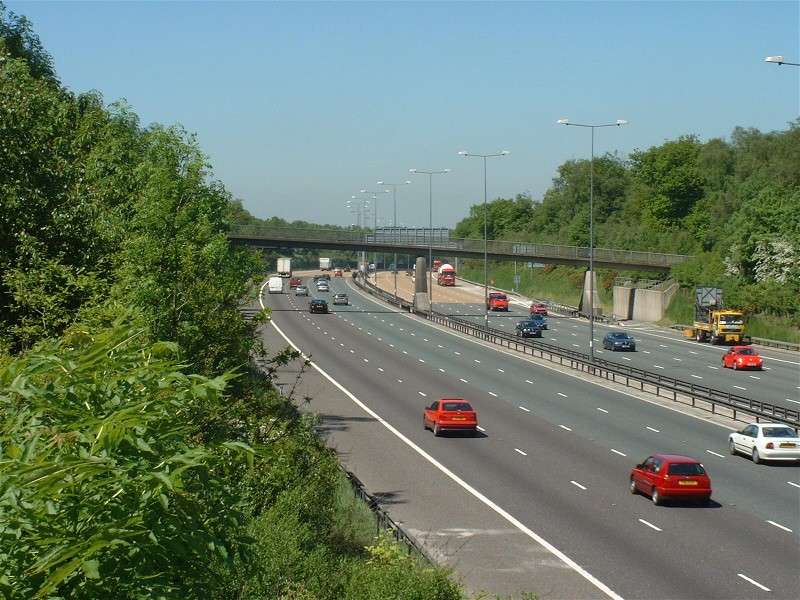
[729,423,800,464]
[316,282,329,292]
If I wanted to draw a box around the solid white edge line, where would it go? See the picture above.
[766,520,793,533]
[262,291,622,600]
[737,573,771,592]
[637,519,662,532]
[570,480,587,490]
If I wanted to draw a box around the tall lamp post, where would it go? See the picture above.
[408,169,450,310]
[377,179,412,297]
[359,189,389,273]
[765,55,800,66]
[557,117,627,361]
[457,150,509,329]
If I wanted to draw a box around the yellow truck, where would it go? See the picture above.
[683,287,749,345]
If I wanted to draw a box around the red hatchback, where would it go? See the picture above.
[288,277,302,289]
[530,303,548,316]
[722,346,763,370]
[487,292,509,312]
[423,399,478,436]
[630,454,712,505]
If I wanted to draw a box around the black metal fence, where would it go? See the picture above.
[341,467,433,563]
[352,275,800,427]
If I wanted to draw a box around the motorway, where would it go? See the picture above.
[374,272,800,412]
[262,274,799,600]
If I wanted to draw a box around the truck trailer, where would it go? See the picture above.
[277,257,292,278]
[319,257,331,271]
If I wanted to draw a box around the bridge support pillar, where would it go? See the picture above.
[579,270,601,316]
[413,257,430,312]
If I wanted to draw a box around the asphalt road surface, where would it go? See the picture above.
[262,274,800,600]
[374,271,800,413]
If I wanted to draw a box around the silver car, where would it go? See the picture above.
[316,282,329,292]
[295,285,309,296]
[333,293,349,305]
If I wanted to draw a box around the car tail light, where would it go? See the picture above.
[766,442,774,449]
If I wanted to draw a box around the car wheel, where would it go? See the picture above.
[651,487,663,506]
[729,439,737,455]
[696,331,703,342]
[752,447,761,464]
[433,423,441,437]
[629,478,638,495]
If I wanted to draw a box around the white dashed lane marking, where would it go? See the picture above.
[488,392,498,397]
[767,520,793,533]
[737,574,770,592]
[597,407,609,414]
[570,481,587,491]
[646,426,660,433]
[706,450,725,458]
[460,378,469,383]
[514,448,528,456]
[418,391,427,397]
[519,406,530,412]
[638,519,662,532]
[557,392,568,398]
[438,368,446,372]
[610,449,627,457]
[733,385,746,391]
[559,425,572,432]
[787,481,800,489]
[497,368,505,373]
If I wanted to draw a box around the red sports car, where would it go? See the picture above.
[423,399,478,436]
[721,346,763,370]
[530,303,548,316]
[630,454,712,505]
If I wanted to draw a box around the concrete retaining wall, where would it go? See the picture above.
[627,281,679,322]
[613,286,635,320]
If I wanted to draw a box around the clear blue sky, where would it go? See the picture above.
[10,1,799,227]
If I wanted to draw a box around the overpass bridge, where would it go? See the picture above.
[228,226,689,272]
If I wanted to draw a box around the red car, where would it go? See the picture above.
[630,454,712,505]
[423,399,478,436]
[487,292,509,312]
[288,277,302,289]
[722,346,763,370]
[530,303,548,316]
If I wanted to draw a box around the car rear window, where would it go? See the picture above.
[667,463,705,475]
[763,427,797,438]
[442,402,472,411]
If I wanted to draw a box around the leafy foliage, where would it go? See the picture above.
[453,122,800,326]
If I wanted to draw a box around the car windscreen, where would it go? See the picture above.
[667,463,706,475]
[442,402,472,412]
[610,333,629,339]
[719,314,743,324]
[736,348,754,355]
[763,427,797,438]
[490,294,506,299]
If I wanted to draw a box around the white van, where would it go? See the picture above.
[267,276,283,294]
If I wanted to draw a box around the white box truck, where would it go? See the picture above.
[267,276,283,294]
[319,257,331,271]
[277,257,292,278]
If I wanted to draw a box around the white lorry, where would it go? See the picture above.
[319,257,331,271]
[277,257,292,278]
[267,276,283,294]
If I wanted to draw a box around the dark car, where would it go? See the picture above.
[309,299,328,314]
[515,320,543,338]
[603,331,636,351]
[528,314,548,330]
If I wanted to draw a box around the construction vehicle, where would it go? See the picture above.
[436,263,456,286]
[683,287,749,345]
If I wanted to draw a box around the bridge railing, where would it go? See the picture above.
[229,226,690,268]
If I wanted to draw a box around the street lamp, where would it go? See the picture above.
[377,179,412,298]
[408,169,450,310]
[557,117,627,361]
[359,189,390,273]
[765,55,800,66]
[457,150,509,329]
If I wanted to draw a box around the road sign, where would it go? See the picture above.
[513,274,521,285]
[527,262,533,268]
